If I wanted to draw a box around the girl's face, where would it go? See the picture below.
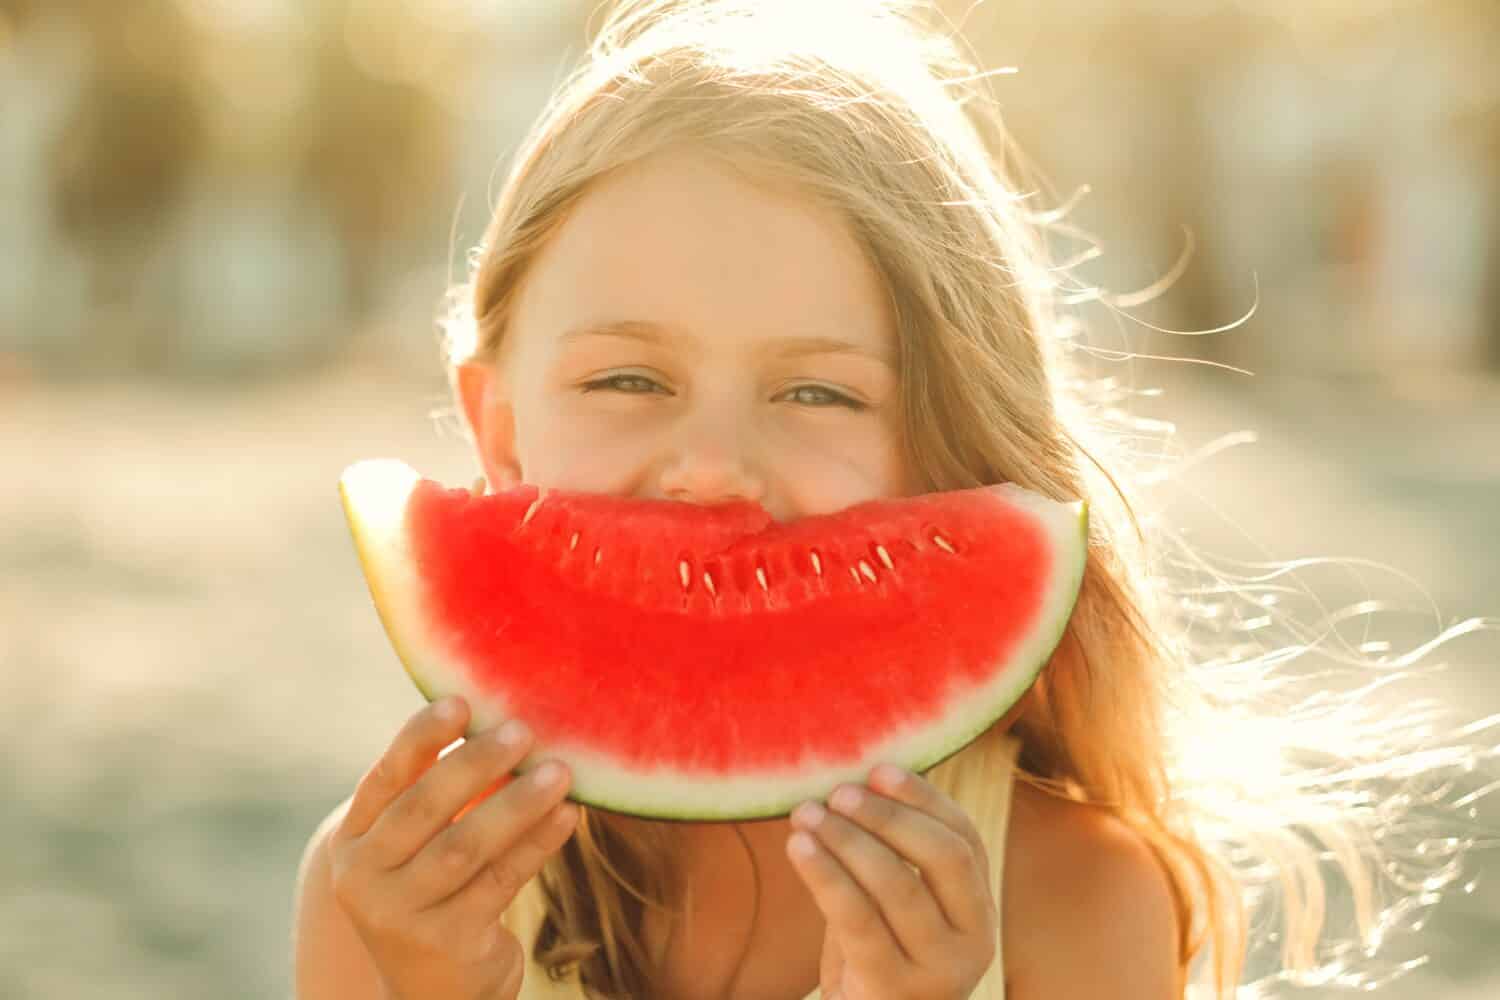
[457,148,918,522]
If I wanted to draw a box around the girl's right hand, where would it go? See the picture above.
[327,696,579,1000]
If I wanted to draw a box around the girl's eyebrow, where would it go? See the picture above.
[558,318,896,369]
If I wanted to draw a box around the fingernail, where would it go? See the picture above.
[434,697,461,719]
[829,785,863,814]
[789,832,818,858]
[792,801,826,828]
[533,762,564,786]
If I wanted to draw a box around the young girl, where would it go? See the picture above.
[294,1,1498,998]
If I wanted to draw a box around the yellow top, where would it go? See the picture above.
[503,729,1023,1000]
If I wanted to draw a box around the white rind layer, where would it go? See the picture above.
[340,460,490,708]
[341,460,1089,820]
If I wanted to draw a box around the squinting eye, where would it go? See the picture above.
[580,374,664,395]
[783,384,866,410]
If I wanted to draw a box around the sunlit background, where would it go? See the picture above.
[3,1,1497,997]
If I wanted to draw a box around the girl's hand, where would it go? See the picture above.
[787,765,997,1000]
[327,697,579,1000]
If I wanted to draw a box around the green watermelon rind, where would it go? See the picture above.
[340,459,1089,821]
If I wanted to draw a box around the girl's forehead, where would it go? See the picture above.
[512,149,897,362]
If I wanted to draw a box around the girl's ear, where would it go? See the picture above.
[456,360,523,490]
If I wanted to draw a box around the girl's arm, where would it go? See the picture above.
[293,798,387,999]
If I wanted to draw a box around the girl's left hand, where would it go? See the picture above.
[787,764,998,1000]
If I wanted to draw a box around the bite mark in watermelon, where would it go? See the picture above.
[340,459,1088,821]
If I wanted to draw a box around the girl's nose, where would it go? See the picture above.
[659,434,766,508]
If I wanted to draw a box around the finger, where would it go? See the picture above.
[793,805,949,960]
[787,827,911,971]
[826,778,994,935]
[340,697,471,839]
[427,796,580,934]
[870,764,989,864]
[454,774,511,824]
[365,719,535,868]
[406,759,575,909]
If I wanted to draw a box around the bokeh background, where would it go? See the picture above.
[3,1,1497,997]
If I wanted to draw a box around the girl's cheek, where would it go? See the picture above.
[784,460,892,515]
[523,419,655,491]
[772,420,909,501]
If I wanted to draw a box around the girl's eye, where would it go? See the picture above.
[780,384,866,410]
[580,374,664,395]
[579,375,865,410]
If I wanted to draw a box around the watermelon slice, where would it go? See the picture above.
[340,459,1087,821]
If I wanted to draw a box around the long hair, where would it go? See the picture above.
[438,2,1499,996]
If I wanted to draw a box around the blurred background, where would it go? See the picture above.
[2,1,1497,997]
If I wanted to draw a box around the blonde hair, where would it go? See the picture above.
[438,1,1500,997]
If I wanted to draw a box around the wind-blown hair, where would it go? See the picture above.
[439,1,1499,997]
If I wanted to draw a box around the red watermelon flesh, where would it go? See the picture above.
[340,459,1088,821]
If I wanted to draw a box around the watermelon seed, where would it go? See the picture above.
[849,565,861,585]
[679,560,692,591]
[702,571,717,598]
[858,559,878,583]
[569,532,580,551]
[875,544,895,570]
[521,496,544,527]
[755,566,769,593]
[932,534,956,554]
[809,551,823,577]
[594,548,603,566]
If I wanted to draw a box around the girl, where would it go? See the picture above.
[294,2,1498,998]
